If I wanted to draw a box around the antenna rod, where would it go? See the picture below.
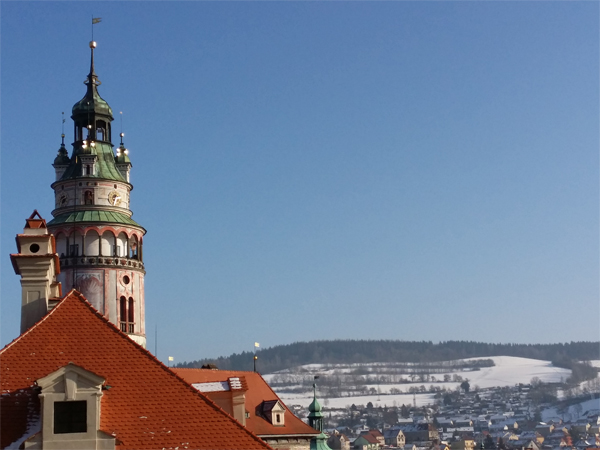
[61,112,65,145]
[253,342,259,372]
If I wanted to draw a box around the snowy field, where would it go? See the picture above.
[541,397,600,422]
[267,356,572,409]
[279,390,437,409]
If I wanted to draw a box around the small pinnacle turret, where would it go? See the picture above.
[308,383,324,430]
[308,381,331,450]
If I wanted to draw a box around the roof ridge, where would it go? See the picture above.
[0,291,71,354]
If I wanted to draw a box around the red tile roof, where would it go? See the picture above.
[1,290,271,450]
[367,429,383,438]
[357,433,380,444]
[174,368,319,438]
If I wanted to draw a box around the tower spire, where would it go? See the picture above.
[308,379,324,432]
[85,40,101,97]
[307,377,332,450]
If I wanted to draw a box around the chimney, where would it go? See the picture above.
[11,210,62,333]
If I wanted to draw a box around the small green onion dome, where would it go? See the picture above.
[72,91,113,118]
[308,395,323,415]
[53,143,70,165]
[115,143,131,164]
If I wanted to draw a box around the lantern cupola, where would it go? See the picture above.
[57,41,124,182]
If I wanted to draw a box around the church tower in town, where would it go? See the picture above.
[47,41,147,347]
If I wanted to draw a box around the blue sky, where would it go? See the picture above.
[1,2,598,366]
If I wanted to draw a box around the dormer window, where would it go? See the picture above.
[54,400,87,433]
[28,363,115,449]
[260,400,286,427]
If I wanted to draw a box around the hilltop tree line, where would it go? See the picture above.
[177,340,599,374]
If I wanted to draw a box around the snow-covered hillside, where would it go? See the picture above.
[265,356,571,409]
[542,397,600,422]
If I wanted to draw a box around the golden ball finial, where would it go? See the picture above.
[89,41,97,49]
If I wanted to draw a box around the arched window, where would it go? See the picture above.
[119,296,127,332]
[96,120,106,141]
[70,231,83,256]
[56,233,67,257]
[128,298,134,333]
[130,236,139,259]
[119,294,135,334]
[138,239,143,262]
[101,231,114,256]
[84,230,99,256]
[84,191,94,205]
[116,232,127,257]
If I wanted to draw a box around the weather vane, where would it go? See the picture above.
[92,16,102,41]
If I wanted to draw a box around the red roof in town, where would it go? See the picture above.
[174,368,319,438]
[0,290,271,450]
[367,429,383,438]
[357,433,380,444]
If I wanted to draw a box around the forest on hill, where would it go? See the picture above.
[177,340,600,375]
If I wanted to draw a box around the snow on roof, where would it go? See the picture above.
[174,368,319,438]
[193,381,230,392]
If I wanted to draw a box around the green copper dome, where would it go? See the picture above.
[308,383,324,424]
[58,142,126,182]
[72,90,113,118]
[115,142,131,165]
[47,210,145,231]
[53,141,70,166]
[308,396,323,414]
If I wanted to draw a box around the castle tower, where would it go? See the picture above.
[47,41,147,348]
